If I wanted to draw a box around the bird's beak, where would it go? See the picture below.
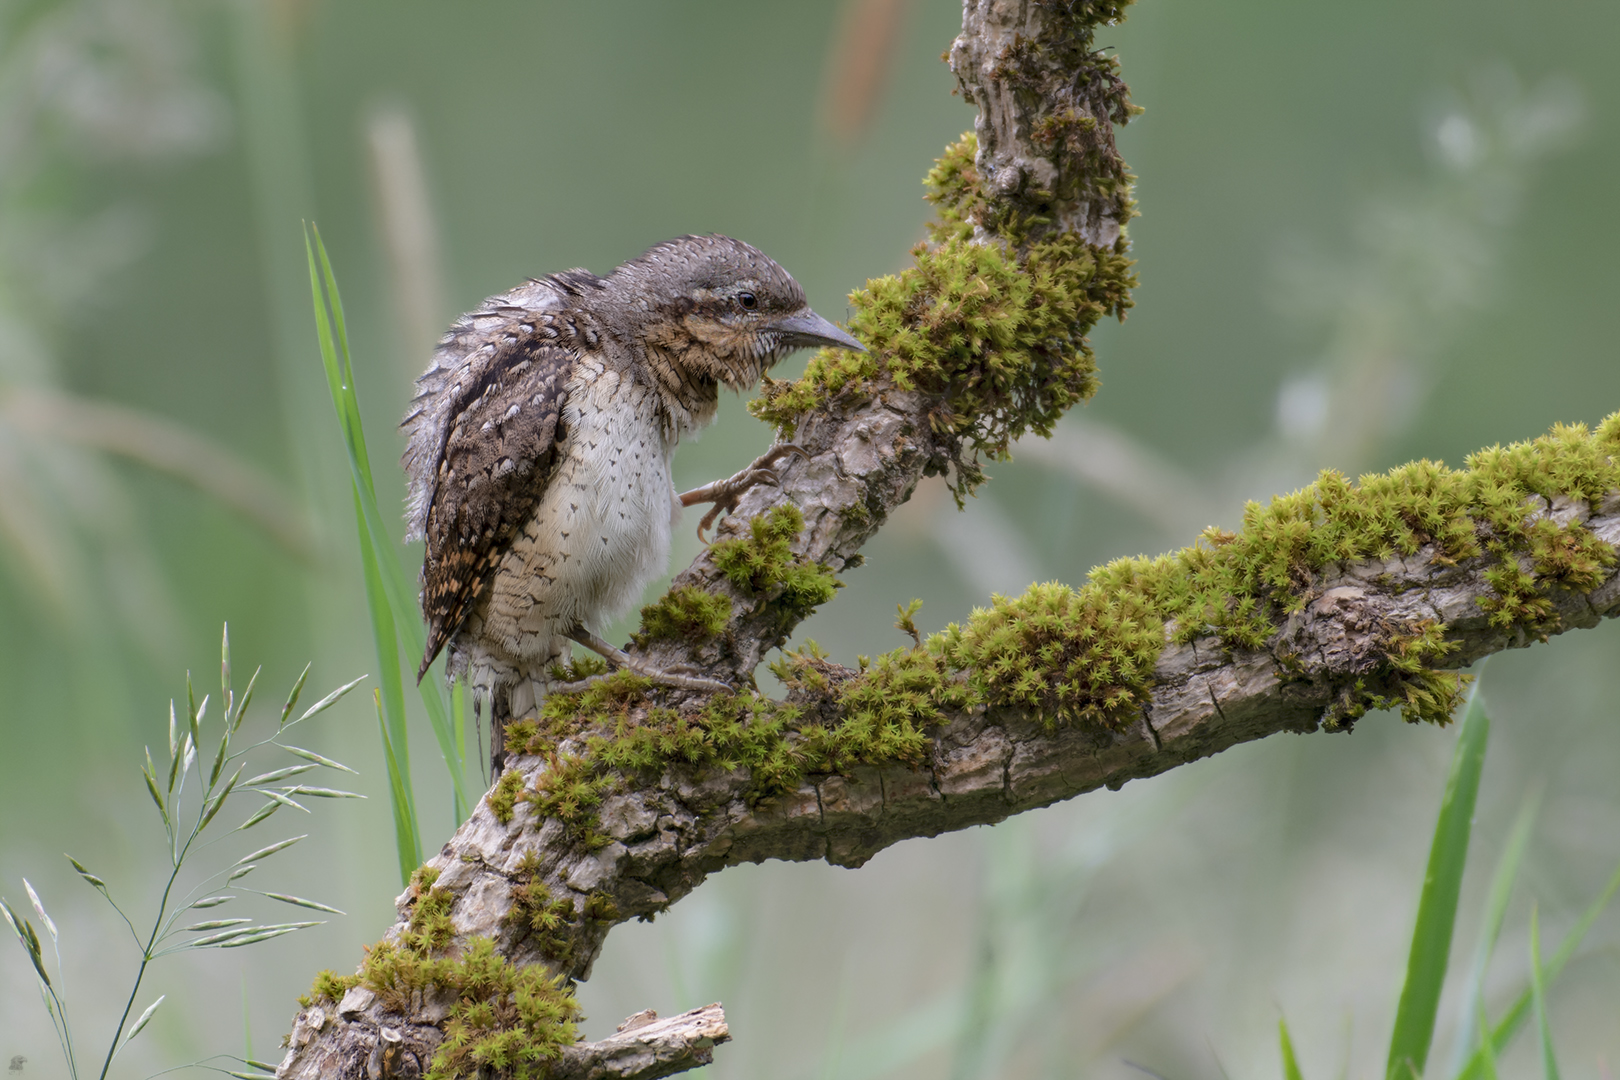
[769,309,867,353]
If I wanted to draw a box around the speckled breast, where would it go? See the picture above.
[478,357,679,663]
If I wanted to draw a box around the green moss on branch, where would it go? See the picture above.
[502,416,1620,849]
[710,504,841,616]
[751,133,1136,499]
[488,767,525,825]
[927,417,1619,728]
[300,418,1620,1053]
[631,584,733,648]
[502,690,807,848]
[297,865,582,1078]
[498,852,623,972]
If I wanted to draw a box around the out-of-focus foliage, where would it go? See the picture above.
[2,627,363,1080]
[0,0,304,755]
[0,0,222,653]
[3,0,1620,1077]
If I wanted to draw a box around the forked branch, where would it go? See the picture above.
[276,1,1620,1075]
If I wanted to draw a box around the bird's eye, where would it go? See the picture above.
[738,292,758,311]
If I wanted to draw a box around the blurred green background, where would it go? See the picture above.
[3,0,1620,1076]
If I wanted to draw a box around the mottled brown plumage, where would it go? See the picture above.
[401,235,863,766]
[416,329,574,677]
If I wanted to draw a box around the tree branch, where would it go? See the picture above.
[276,0,1620,1075]
[283,999,727,1080]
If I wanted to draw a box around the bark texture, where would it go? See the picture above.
[283,1000,727,1080]
[276,1,1620,1075]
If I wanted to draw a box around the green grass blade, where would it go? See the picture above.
[355,488,410,777]
[1529,907,1561,1080]
[1474,998,1498,1080]
[1446,787,1539,1076]
[374,690,420,884]
[305,225,469,823]
[307,226,422,878]
[1453,859,1620,1080]
[1386,675,1490,1080]
[1477,997,1496,1080]
[311,227,382,505]
[1280,1017,1307,1080]
[358,507,421,883]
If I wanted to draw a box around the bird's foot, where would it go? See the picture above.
[560,628,733,696]
[678,443,808,541]
[551,667,732,696]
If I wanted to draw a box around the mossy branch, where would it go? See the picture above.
[283,412,1620,1077]
[274,1,1620,1076]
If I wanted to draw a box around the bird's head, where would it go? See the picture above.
[609,234,865,389]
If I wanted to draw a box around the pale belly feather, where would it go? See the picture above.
[460,363,680,711]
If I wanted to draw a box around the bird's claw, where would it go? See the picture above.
[680,443,809,542]
[639,667,734,695]
[557,626,735,696]
[552,667,733,696]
